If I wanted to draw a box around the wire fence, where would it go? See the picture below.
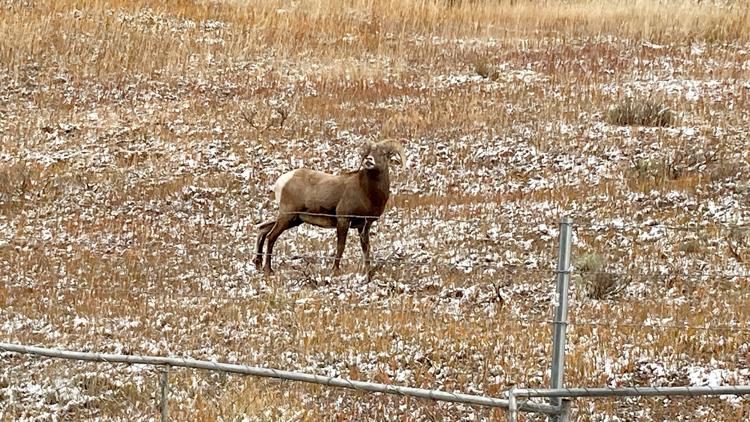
[3,282,750,335]
[3,214,750,419]
[262,210,506,225]
[252,211,750,286]
[0,342,559,417]
[5,258,750,298]
[574,269,750,279]
[512,385,750,399]
[570,218,750,232]
[260,210,750,232]
[255,253,561,277]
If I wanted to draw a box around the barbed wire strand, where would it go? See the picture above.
[264,210,512,226]
[254,251,557,272]
[487,316,750,334]
[258,209,750,232]
[573,221,750,233]
[5,281,750,334]
[0,274,556,307]
[5,261,750,306]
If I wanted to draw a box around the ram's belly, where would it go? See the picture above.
[300,214,337,228]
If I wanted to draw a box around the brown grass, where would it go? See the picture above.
[2,0,750,420]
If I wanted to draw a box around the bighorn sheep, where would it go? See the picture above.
[254,139,405,277]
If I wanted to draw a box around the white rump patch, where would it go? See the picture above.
[273,170,297,206]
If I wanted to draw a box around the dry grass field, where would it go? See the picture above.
[1,0,750,420]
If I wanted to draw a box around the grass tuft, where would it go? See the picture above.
[473,60,499,80]
[606,98,674,127]
[575,252,629,300]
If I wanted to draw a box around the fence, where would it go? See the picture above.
[2,214,750,420]
[0,342,558,418]
[507,386,750,422]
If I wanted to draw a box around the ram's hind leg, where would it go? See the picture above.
[254,220,276,270]
[264,215,301,276]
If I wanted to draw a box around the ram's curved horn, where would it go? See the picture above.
[377,139,406,166]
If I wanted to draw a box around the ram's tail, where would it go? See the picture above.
[255,220,276,231]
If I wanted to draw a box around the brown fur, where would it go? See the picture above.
[254,140,405,278]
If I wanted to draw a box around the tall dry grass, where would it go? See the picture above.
[2,0,748,81]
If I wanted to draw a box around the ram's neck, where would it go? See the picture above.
[359,167,390,208]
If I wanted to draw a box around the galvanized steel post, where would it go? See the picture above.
[160,366,169,422]
[550,216,573,421]
[507,388,518,422]
[559,399,572,421]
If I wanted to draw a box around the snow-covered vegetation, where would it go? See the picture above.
[1,0,749,420]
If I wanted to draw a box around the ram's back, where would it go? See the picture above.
[273,168,353,214]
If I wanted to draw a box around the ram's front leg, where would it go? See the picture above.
[332,218,349,276]
[358,220,372,280]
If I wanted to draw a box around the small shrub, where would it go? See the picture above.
[727,226,749,262]
[574,252,629,300]
[626,147,729,184]
[473,60,499,80]
[0,162,34,210]
[606,98,674,127]
[582,271,627,300]
[576,252,606,274]
[627,158,661,181]
[708,159,746,183]
[678,239,702,254]
[735,180,750,195]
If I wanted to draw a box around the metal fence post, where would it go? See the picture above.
[507,388,518,422]
[160,366,169,422]
[559,399,572,422]
[550,216,573,421]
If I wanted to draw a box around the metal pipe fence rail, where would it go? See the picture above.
[0,342,560,420]
[512,385,750,398]
[507,386,750,422]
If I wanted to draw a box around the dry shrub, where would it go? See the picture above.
[606,98,674,127]
[577,252,605,274]
[628,157,669,182]
[707,159,746,183]
[473,60,499,80]
[678,239,702,254]
[627,146,737,184]
[575,252,629,300]
[727,226,749,262]
[0,162,35,212]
